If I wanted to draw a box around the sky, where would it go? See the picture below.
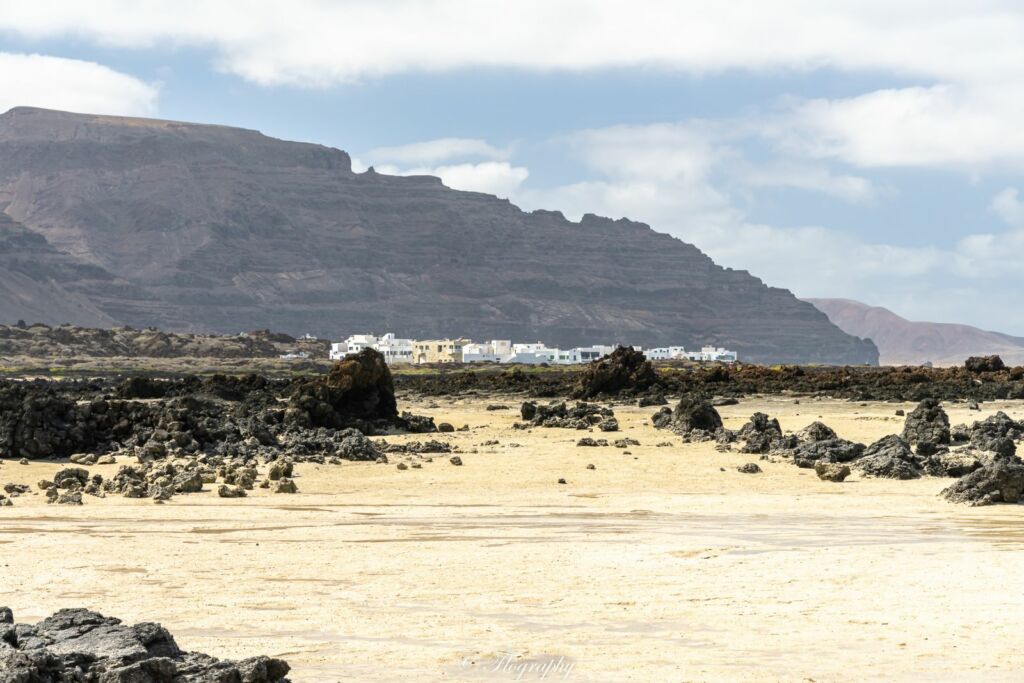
[1,1,1024,333]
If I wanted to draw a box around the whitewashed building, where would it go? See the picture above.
[328,342,349,360]
[692,346,738,362]
[646,346,689,360]
[329,333,414,364]
[461,340,512,363]
[645,345,737,362]
[329,334,736,365]
[497,343,617,365]
[377,333,415,364]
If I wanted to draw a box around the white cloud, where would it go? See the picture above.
[0,2,1019,86]
[739,163,879,204]
[376,161,528,198]
[368,138,509,165]
[4,3,1024,169]
[0,53,157,116]
[991,187,1024,228]
[782,85,1024,169]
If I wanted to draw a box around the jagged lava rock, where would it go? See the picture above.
[901,399,951,451]
[658,395,723,435]
[942,460,1024,506]
[0,608,290,682]
[572,346,657,399]
[855,435,920,479]
[287,348,397,429]
[965,355,1006,373]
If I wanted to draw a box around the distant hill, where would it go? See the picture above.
[0,322,328,359]
[0,106,878,365]
[806,298,1024,366]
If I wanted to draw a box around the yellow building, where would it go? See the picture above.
[412,338,471,364]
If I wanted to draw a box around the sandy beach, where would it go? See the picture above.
[4,396,1024,682]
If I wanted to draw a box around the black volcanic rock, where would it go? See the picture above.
[572,345,657,398]
[0,607,290,682]
[287,348,398,429]
[0,107,878,364]
[965,355,1006,373]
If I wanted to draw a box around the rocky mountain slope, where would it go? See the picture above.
[0,212,121,327]
[806,298,1024,366]
[0,106,877,364]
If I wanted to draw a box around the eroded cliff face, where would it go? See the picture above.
[0,107,877,364]
[0,212,122,327]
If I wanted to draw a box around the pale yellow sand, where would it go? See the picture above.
[3,397,1024,682]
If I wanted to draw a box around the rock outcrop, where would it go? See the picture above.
[0,350,423,466]
[855,435,920,479]
[653,395,723,440]
[0,107,877,365]
[572,346,657,399]
[941,460,1024,506]
[901,399,951,453]
[793,438,865,468]
[737,413,795,453]
[965,355,1006,373]
[287,348,398,430]
[0,608,290,682]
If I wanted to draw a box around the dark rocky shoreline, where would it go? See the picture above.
[395,360,1024,402]
[0,608,289,682]
[3,350,1024,510]
[0,349,441,504]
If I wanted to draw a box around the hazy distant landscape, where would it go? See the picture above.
[808,298,1024,367]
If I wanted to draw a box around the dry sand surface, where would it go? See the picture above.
[3,397,1024,682]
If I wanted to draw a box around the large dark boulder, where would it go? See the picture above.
[658,395,723,436]
[923,451,983,477]
[969,412,1022,455]
[855,435,920,479]
[793,438,865,468]
[900,399,950,452]
[737,413,788,453]
[965,355,1005,373]
[941,460,1024,505]
[287,348,398,429]
[797,421,837,443]
[0,608,290,682]
[970,434,1017,459]
[572,346,658,399]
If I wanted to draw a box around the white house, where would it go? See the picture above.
[462,340,512,363]
[329,333,414,364]
[328,342,349,360]
[693,346,738,362]
[493,343,616,365]
[645,345,737,362]
[572,345,616,363]
[646,346,688,360]
[376,333,415,364]
[511,342,549,354]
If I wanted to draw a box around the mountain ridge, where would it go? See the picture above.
[0,106,878,365]
[806,297,1024,366]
